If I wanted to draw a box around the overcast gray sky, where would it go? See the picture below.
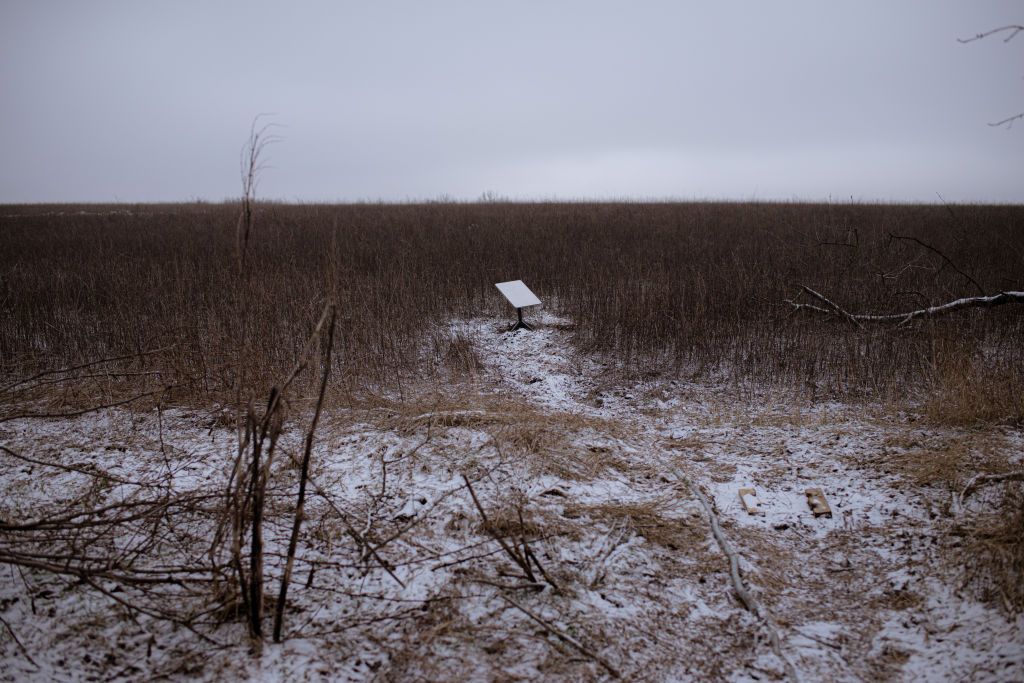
[1,1,1022,203]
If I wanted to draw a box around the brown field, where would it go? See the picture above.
[2,201,1022,415]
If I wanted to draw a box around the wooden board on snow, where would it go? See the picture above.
[805,488,832,518]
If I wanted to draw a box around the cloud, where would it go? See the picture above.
[1,1,1021,202]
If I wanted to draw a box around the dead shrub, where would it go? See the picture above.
[444,333,485,377]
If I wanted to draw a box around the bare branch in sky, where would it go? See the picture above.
[988,112,1024,129]
[959,24,1023,128]
[957,24,1023,44]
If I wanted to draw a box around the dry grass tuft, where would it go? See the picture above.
[899,440,973,491]
[392,393,629,479]
[496,413,629,481]
[891,434,1009,492]
[563,500,703,550]
[434,331,487,379]
[661,432,707,452]
[956,490,1024,615]
[476,497,570,541]
[924,354,1024,427]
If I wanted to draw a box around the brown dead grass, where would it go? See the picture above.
[924,355,1024,427]
[469,489,575,541]
[870,588,925,612]
[562,500,705,551]
[660,433,707,452]
[437,332,487,379]
[898,440,973,491]
[363,392,632,480]
[956,490,1024,615]
[878,419,1024,616]
[887,433,1011,492]
[3,202,1022,405]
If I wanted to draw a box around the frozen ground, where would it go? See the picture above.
[1,310,1022,681]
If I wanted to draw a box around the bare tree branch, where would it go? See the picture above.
[888,233,985,295]
[988,112,1024,129]
[796,286,864,329]
[958,25,1024,128]
[958,25,1024,44]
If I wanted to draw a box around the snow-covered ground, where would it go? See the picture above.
[2,311,1022,681]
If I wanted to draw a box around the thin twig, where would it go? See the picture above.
[461,475,535,582]
[0,445,141,487]
[888,233,984,295]
[499,593,621,679]
[0,613,38,668]
[295,468,406,588]
[0,346,173,393]
[274,304,336,643]
[988,112,1024,129]
[1,386,174,423]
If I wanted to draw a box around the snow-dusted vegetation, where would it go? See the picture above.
[2,310,1022,680]
[1,202,1022,680]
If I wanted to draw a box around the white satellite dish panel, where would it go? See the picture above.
[495,280,541,309]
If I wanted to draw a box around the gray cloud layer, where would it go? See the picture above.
[1,1,1022,203]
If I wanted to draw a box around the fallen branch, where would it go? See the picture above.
[787,288,1024,327]
[958,470,1024,511]
[674,473,800,682]
[794,286,864,329]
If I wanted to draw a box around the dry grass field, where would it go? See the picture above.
[2,201,1022,404]
[1,201,1022,681]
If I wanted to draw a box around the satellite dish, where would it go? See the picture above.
[495,280,541,332]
